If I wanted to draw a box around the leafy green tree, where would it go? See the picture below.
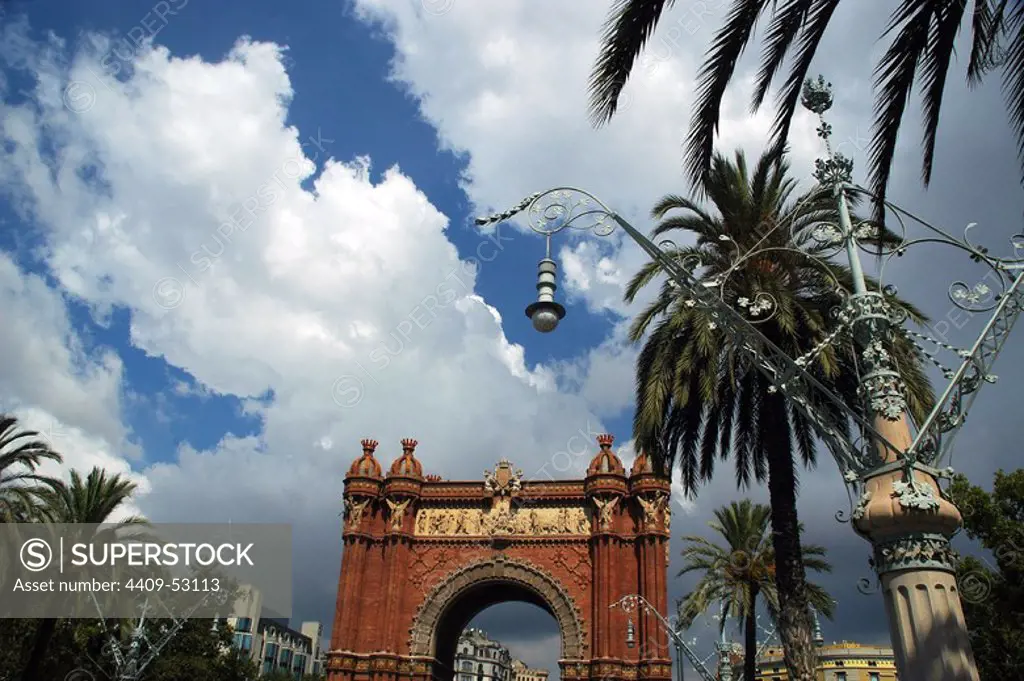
[624,148,933,680]
[947,469,1024,679]
[677,500,834,681]
[588,0,1023,222]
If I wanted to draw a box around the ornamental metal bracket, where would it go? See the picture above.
[907,269,1024,464]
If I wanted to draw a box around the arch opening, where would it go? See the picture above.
[436,581,555,675]
[409,559,586,677]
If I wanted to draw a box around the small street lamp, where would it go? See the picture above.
[525,257,565,333]
[477,75,1024,681]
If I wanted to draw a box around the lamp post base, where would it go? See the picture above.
[878,567,978,681]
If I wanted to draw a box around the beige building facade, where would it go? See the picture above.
[511,659,549,681]
[753,642,898,681]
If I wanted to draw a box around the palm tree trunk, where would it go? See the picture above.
[764,413,817,681]
[744,584,759,681]
[22,617,57,681]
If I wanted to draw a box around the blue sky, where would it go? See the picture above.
[1,0,1022,677]
[1,0,625,463]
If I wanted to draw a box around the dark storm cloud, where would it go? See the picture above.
[469,602,560,642]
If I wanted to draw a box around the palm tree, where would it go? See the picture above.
[35,467,148,526]
[22,466,148,681]
[588,0,1023,222]
[624,148,933,680]
[0,414,63,522]
[0,415,63,632]
[677,500,834,681]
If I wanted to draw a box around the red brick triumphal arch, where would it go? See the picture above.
[327,435,673,681]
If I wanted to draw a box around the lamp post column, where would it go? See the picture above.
[801,77,981,681]
[852,418,976,681]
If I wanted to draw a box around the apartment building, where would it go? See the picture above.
[215,584,325,678]
[453,628,513,681]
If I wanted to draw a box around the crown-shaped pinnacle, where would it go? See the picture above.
[801,75,834,115]
[360,439,378,452]
[401,438,419,452]
[597,434,615,448]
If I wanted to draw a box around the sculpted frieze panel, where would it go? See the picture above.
[414,505,590,537]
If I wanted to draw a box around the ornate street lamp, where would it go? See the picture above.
[477,75,1024,681]
[611,595,732,681]
[79,592,214,681]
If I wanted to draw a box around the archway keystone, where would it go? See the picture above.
[327,438,672,681]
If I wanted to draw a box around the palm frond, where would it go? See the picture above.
[998,3,1024,171]
[866,1,933,226]
[751,0,814,110]
[684,0,774,189]
[919,0,968,184]
[761,0,842,163]
[589,0,677,127]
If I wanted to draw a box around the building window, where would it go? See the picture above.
[869,673,880,681]
[233,633,252,651]
[835,673,847,681]
[463,662,472,671]
[235,617,252,633]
